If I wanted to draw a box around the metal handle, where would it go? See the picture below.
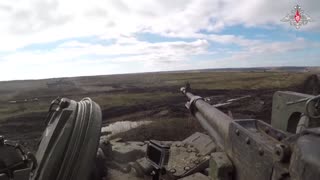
[305,95,320,119]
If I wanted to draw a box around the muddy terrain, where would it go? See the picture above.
[0,71,317,152]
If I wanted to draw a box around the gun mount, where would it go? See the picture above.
[272,91,320,133]
[178,85,320,180]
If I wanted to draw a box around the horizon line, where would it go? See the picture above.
[1,65,319,83]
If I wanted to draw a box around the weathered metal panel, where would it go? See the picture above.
[209,152,233,180]
[271,91,316,132]
[167,133,216,178]
[229,120,283,180]
[178,173,210,180]
[183,132,217,155]
[289,128,320,180]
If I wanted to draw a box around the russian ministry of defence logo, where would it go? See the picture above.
[281,5,312,29]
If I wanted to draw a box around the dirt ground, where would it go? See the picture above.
[0,71,316,152]
[0,86,302,152]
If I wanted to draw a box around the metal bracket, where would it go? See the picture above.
[209,152,233,180]
[185,96,203,115]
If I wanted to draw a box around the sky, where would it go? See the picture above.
[0,0,319,80]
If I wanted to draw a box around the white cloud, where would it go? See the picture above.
[0,0,318,50]
[0,0,319,80]
[56,38,209,58]
[0,38,210,80]
[205,34,261,46]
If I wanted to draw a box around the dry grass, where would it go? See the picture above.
[0,71,315,151]
[0,72,311,121]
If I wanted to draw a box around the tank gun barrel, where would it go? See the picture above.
[180,86,232,149]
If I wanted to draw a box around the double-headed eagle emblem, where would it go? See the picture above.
[281,5,312,29]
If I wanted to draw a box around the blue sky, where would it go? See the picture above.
[0,0,319,80]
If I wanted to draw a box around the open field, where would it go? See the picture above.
[0,71,316,151]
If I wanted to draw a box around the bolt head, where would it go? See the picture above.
[235,129,240,136]
[274,145,284,160]
[245,137,250,145]
[273,144,291,162]
[258,148,264,156]
[170,169,176,173]
[265,127,270,134]
[276,133,283,141]
[184,166,190,171]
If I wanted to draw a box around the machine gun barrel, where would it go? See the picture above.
[181,86,232,149]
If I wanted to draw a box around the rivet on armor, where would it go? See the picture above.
[277,133,282,141]
[258,148,264,156]
[273,144,291,162]
[183,143,187,147]
[150,171,156,176]
[245,137,250,145]
[235,129,240,136]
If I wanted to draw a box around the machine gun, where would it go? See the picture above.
[176,85,320,180]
